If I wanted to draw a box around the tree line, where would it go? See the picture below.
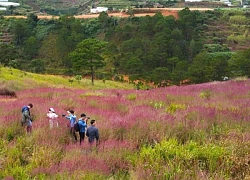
[0,8,250,86]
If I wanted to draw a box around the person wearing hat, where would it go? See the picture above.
[47,108,59,129]
[21,103,33,133]
[78,113,88,145]
[64,110,77,142]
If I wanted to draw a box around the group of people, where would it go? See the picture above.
[21,104,100,147]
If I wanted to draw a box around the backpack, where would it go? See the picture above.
[22,106,28,113]
[74,122,80,132]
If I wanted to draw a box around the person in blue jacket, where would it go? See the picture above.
[64,110,77,142]
[78,113,87,145]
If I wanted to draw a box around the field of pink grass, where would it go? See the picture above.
[1,79,250,179]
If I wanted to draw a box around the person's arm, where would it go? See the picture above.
[65,116,70,121]
[95,128,99,142]
[86,128,89,137]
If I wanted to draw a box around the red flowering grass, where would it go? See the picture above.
[1,80,250,178]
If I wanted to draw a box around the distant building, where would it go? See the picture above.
[0,0,20,7]
[90,7,108,13]
[0,7,6,10]
[220,0,232,6]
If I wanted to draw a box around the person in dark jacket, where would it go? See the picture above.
[86,120,99,147]
[21,103,33,133]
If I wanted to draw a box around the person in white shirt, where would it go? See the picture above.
[47,108,59,128]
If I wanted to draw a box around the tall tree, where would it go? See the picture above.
[149,67,170,87]
[11,19,30,46]
[39,33,61,67]
[70,38,107,85]
[188,51,212,83]
[23,36,40,59]
[209,53,230,80]
[228,49,250,77]
[171,60,189,85]
[125,56,143,74]
[0,44,18,66]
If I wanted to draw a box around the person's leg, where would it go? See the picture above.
[49,119,53,129]
[70,127,75,141]
[88,139,95,152]
[71,128,77,141]
[80,132,85,145]
[27,125,32,133]
[79,132,83,145]
[26,120,32,133]
[83,133,85,143]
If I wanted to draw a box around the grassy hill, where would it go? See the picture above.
[0,67,134,91]
[13,0,141,15]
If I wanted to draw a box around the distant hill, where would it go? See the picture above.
[14,0,146,15]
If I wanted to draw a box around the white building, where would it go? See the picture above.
[220,0,232,6]
[0,1,20,6]
[0,7,6,10]
[90,7,108,13]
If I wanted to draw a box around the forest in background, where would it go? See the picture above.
[1,8,250,87]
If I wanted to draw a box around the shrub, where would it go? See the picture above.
[130,138,229,179]
[0,88,17,97]
[165,103,186,113]
[150,101,165,109]
[232,76,248,81]
[75,75,82,84]
[199,89,212,100]
[126,93,136,100]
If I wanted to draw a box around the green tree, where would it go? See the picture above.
[171,61,189,85]
[26,13,39,29]
[149,67,170,87]
[39,33,61,67]
[55,16,85,67]
[11,19,31,46]
[70,38,107,85]
[23,36,40,59]
[167,57,179,71]
[0,44,18,66]
[28,59,45,73]
[75,75,82,84]
[188,52,212,83]
[228,49,250,77]
[209,53,229,80]
[98,12,110,28]
[125,56,143,74]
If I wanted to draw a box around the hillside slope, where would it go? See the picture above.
[0,67,134,91]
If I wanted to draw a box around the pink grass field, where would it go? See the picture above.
[1,79,250,179]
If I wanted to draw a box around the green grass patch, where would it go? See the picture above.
[0,67,134,91]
